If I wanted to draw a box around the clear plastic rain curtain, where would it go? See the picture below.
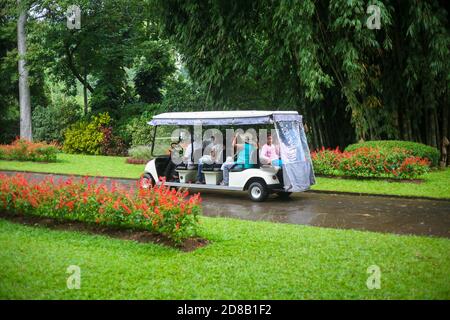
[274,115,315,192]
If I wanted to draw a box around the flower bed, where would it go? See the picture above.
[312,147,430,179]
[0,174,201,243]
[126,145,152,164]
[0,139,59,162]
[126,158,148,165]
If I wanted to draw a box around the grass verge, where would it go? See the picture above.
[0,217,449,299]
[0,153,143,178]
[313,169,450,199]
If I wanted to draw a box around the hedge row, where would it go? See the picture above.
[345,140,440,167]
[312,147,431,179]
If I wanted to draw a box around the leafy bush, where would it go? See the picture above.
[312,147,430,179]
[128,145,152,163]
[32,96,81,143]
[0,173,201,243]
[116,107,157,148]
[0,139,59,162]
[0,103,19,144]
[125,112,155,147]
[63,113,110,155]
[345,140,439,167]
[100,126,127,156]
[63,112,127,156]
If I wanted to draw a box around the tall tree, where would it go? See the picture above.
[17,0,32,140]
[154,0,449,149]
[32,0,170,116]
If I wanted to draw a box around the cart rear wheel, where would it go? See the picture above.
[248,181,269,202]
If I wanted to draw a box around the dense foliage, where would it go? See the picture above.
[345,140,440,167]
[63,112,127,156]
[0,0,182,145]
[32,94,81,143]
[117,109,156,148]
[1,0,448,156]
[63,113,110,155]
[312,147,431,179]
[0,173,201,242]
[0,0,48,143]
[156,0,449,149]
[0,139,59,162]
[99,126,127,157]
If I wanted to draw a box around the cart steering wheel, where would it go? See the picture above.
[170,142,183,156]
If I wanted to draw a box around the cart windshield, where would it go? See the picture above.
[152,125,190,157]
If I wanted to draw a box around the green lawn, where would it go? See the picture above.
[0,153,449,199]
[313,169,450,199]
[0,217,449,299]
[0,153,144,178]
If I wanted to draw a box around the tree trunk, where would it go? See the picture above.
[429,109,437,147]
[434,108,440,148]
[83,67,88,115]
[312,109,324,147]
[400,110,409,140]
[17,0,32,141]
[310,110,320,150]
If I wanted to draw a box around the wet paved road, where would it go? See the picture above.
[2,171,449,238]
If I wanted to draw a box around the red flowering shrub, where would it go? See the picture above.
[312,147,430,179]
[126,158,148,164]
[396,156,430,178]
[310,147,342,176]
[0,139,59,162]
[0,174,201,242]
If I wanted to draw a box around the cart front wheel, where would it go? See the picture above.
[140,173,154,189]
[248,181,269,202]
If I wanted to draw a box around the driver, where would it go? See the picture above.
[163,142,180,182]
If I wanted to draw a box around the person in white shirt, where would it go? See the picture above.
[196,136,223,183]
[182,137,202,166]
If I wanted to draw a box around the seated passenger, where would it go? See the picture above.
[196,136,223,184]
[220,133,256,186]
[181,138,202,166]
[260,133,282,167]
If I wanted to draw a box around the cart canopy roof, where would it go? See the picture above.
[148,110,301,126]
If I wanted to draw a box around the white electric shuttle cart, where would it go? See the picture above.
[141,111,315,202]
